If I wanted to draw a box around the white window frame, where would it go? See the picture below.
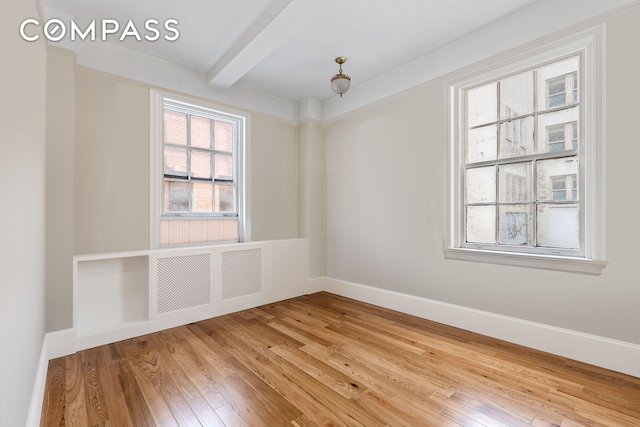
[149,90,251,248]
[444,26,606,275]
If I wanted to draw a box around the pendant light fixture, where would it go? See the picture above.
[330,57,351,97]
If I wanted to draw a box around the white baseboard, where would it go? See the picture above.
[318,276,640,378]
[26,329,77,427]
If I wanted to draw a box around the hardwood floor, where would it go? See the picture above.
[41,292,640,426]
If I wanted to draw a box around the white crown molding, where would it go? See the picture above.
[45,1,640,123]
[323,0,640,121]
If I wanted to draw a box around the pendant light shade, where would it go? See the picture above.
[330,57,351,97]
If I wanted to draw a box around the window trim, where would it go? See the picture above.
[444,26,606,275]
[150,90,251,248]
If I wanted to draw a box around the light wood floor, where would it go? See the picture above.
[41,292,640,426]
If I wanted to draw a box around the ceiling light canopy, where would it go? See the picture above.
[330,57,351,97]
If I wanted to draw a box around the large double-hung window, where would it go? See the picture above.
[445,28,606,274]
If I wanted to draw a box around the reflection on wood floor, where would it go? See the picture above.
[41,292,640,426]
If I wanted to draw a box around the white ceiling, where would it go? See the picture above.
[46,0,542,102]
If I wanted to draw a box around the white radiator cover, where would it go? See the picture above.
[73,239,308,351]
[156,253,211,315]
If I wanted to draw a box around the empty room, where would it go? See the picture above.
[2,0,640,426]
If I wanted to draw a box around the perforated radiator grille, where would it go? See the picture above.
[156,254,210,315]
[221,249,262,301]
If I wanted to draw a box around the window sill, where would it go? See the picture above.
[443,248,607,275]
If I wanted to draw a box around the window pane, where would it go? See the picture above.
[466,166,496,204]
[214,153,233,180]
[191,150,212,179]
[214,121,233,152]
[536,157,578,201]
[537,203,579,249]
[215,184,235,213]
[466,206,496,244]
[538,107,579,153]
[536,57,579,111]
[499,204,533,246]
[164,180,189,212]
[164,110,187,145]
[467,125,497,163]
[467,83,497,128]
[499,162,531,202]
[548,93,566,109]
[500,71,533,119]
[164,146,187,177]
[193,182,213,213]
[500,117,534,158]
[191,115,211,149]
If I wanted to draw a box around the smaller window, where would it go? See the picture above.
[546,121,578,153]
[152,96,249,247]
[547,72,577,109]
[551,174,577,201]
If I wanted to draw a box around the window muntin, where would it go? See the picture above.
[463,56,581,255]
[162,105,238,216]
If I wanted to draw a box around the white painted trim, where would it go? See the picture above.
[443,248,608,275]
[25,329,76,427]
[443,25,607,275]
[45,329,77,360]
[307,277,328,294]
[320,277,640,378]
[26,336,48,427]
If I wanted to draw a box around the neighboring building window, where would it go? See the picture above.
[152,96,249,247]
[445,28,606,274]
[546,71,578,108]
[547,122,578,152]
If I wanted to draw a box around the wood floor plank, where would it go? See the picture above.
[40,292,640,427]
[117,358,156,427]
[110,339,178,427]
[95,345,135,427]
[40,358,65,427]
[63,354,88,427]
[79,347,110,425]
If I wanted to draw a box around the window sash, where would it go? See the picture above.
[162,103,239,218]
[461,56,584,257]
[444,25,605,274]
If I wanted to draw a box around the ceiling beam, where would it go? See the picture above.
[206,0,300,90]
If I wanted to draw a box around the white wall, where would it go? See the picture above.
[325,6,640,346]
[0,0,48,425]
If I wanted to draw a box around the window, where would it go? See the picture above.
[445,28,606,274]
[150,94,250,247]
[546,71,578,108]
[547,122,578,152]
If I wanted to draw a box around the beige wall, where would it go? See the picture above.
[249,114,299,242]
[74,69,150,255]
[72,70,300,254]
[46,47,75,332]
[0,0,48,425]
[59,68,301,330]
[325,7,640,345]
[298,119,325,278]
